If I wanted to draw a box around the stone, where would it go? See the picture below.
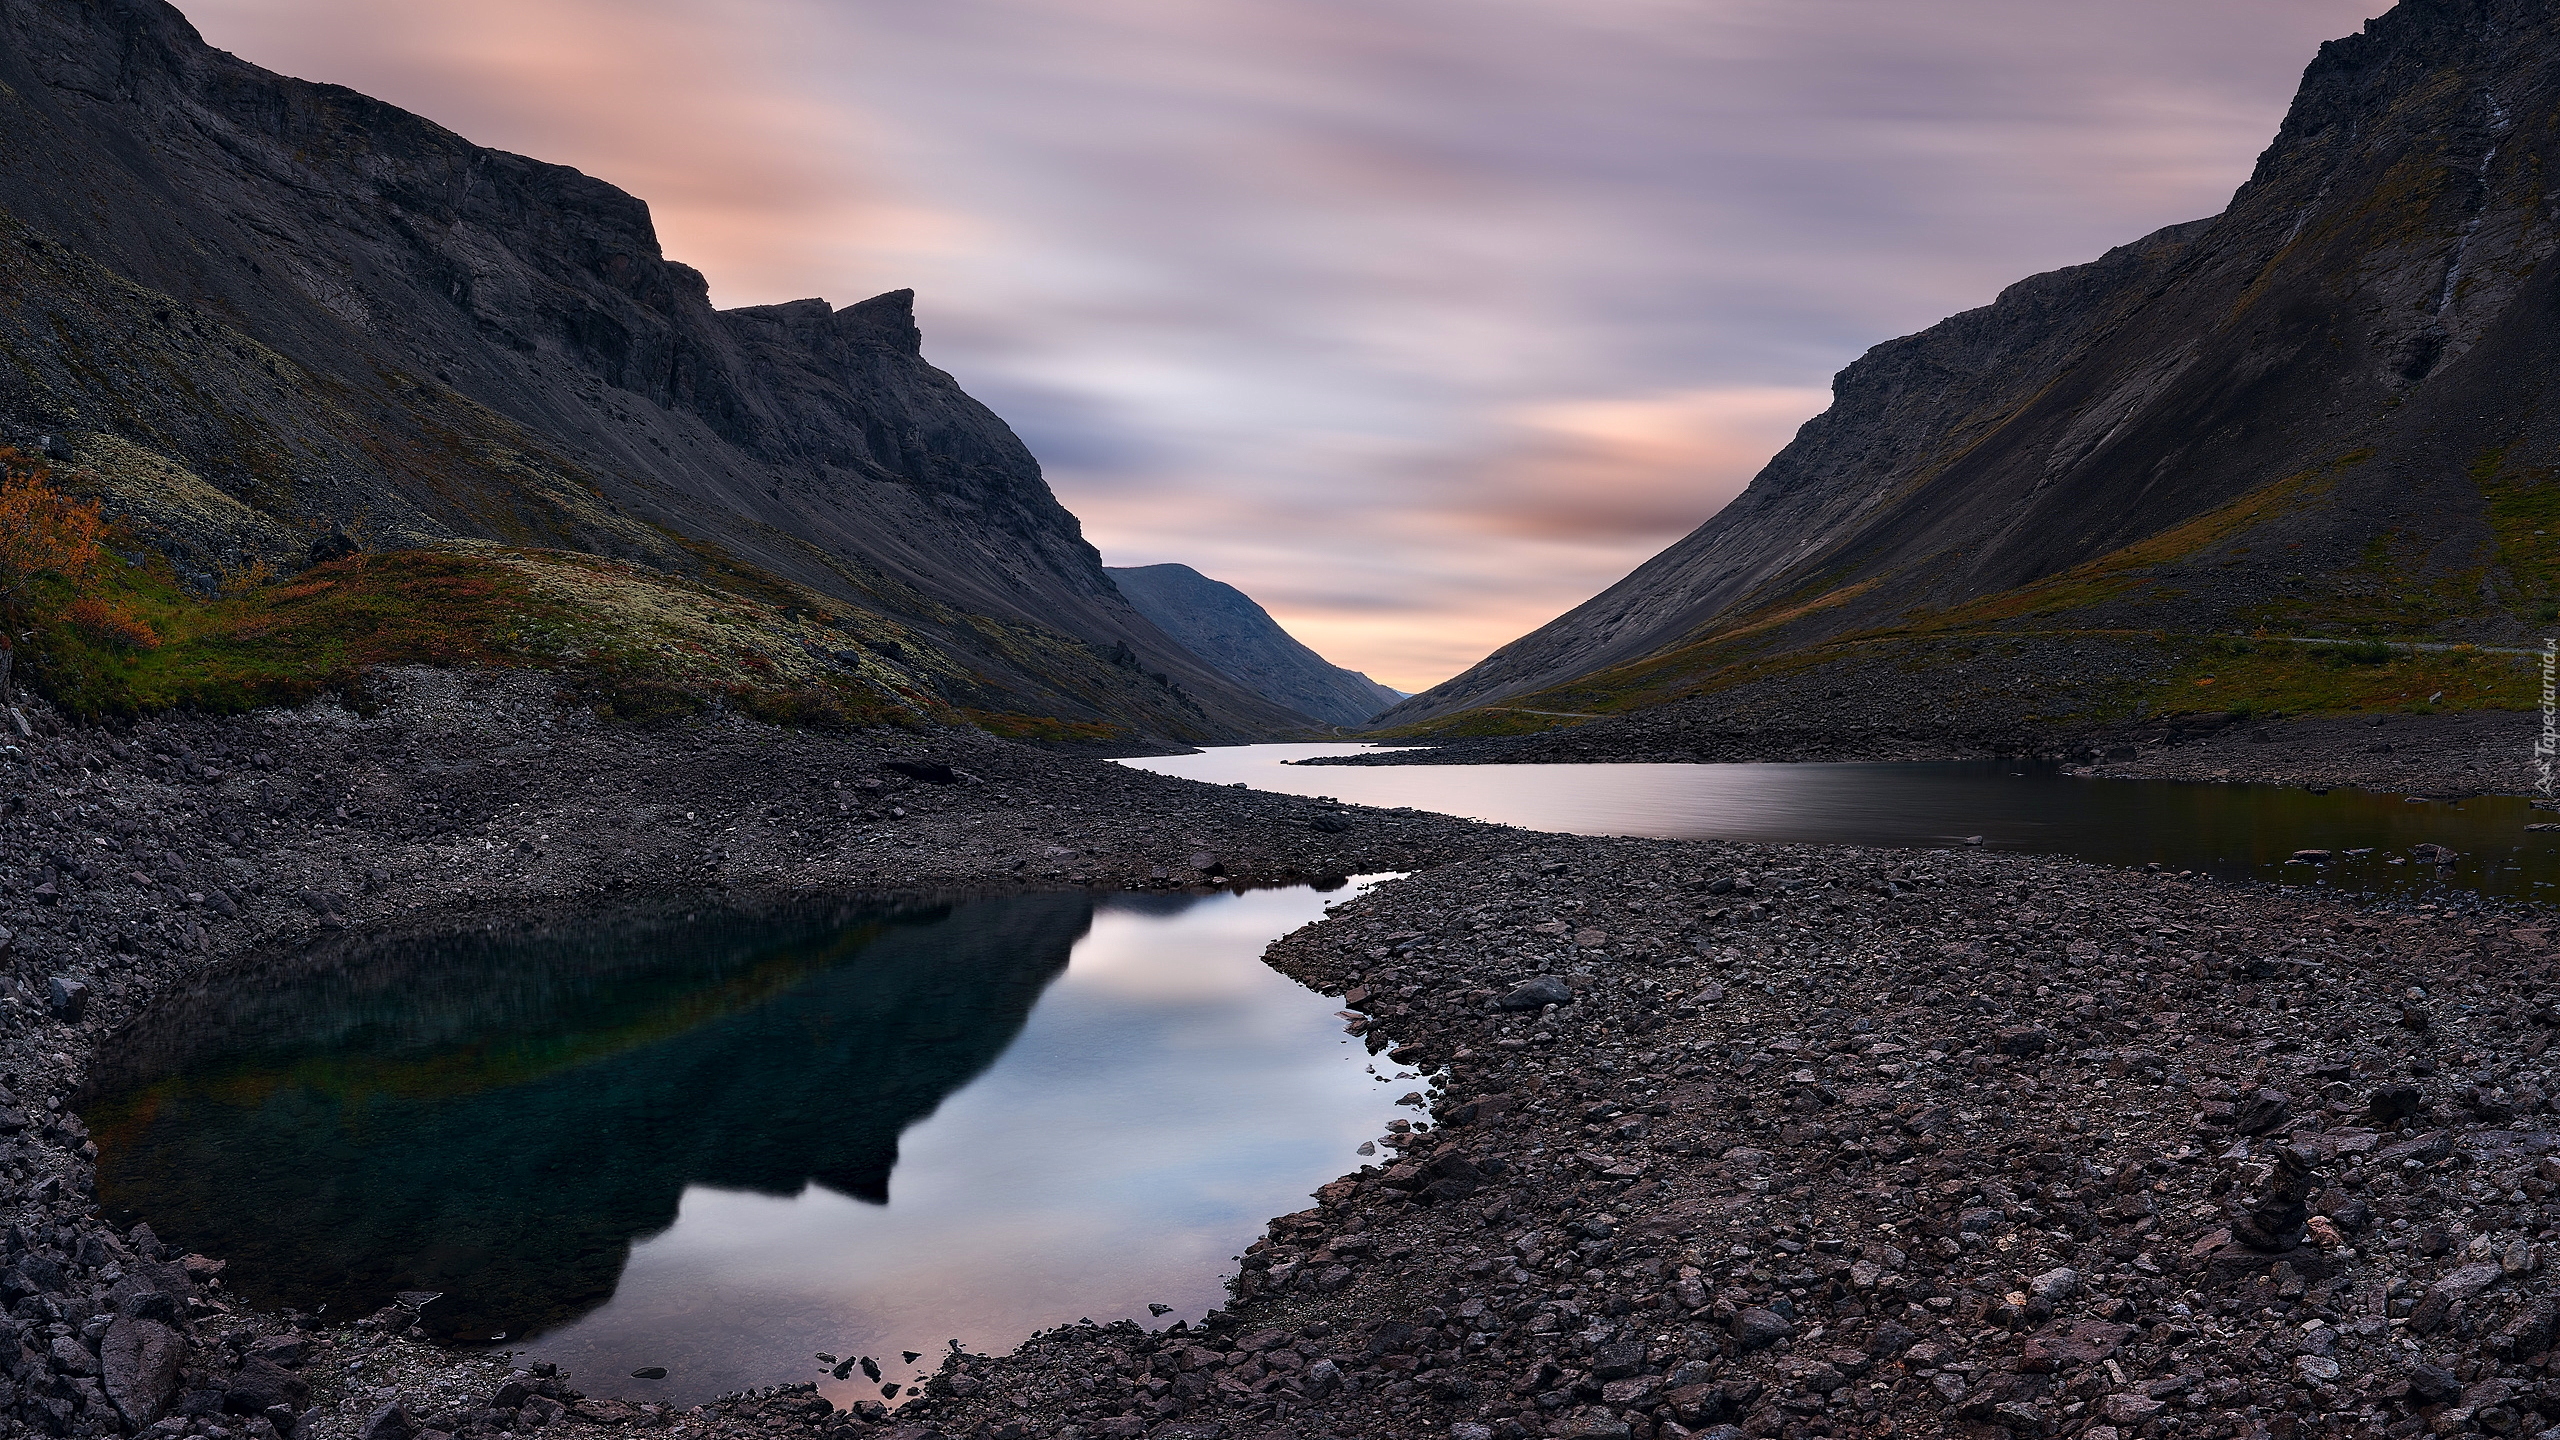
[45,977,87,1023]
[359,1403,417,1440]
[2405,1363,2462,1404]
[1730,1307,1794,1351]
[2098,1394,2163,1424]
[107,1275,179,1324]
[1598,1376,1658,1406]
[306,528,360,565]
[2232,1087,2292,1136]
[1589,1342,1646,1380]
[2229,1143,2320,1251]
[1493,976,1573,1011]
[222,1359,308,1416]
[881,762,958,785]
[245,1337,305,1368]
[2410,1260,2507,1332]
[2027,1266,2079,1304]
[1868,1321,1918,1356]
[48,1336,96,1377]
[1404,1151,1490,1202]
[1993,1026,2052,1056]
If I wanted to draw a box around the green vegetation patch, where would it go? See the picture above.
[2148,637,2530,719]
[33,550,554,715]
[16,538,935,729]
[960,710,1132,745]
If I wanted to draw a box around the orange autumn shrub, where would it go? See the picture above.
[60,596,160,651]
[0,449,107,614]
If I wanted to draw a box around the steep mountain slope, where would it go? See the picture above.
[1106,564,1402,726]
[1382,0,2559,734]
[0,0,1308,742]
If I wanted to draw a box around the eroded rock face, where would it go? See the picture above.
[1384,0,2560,732]
[0,0,1299,742]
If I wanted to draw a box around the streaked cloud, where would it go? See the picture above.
[178,0,2389,689]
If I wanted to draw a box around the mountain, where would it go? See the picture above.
[1107,564,1402,727]
[0,0,1311,743]
[1380,0,2555,738]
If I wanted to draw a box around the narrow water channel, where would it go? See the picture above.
[1122,744,2560,901]
[82,881,1410,1407]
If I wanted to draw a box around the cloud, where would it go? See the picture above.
[1453,387,1834,542]
[175,0,2392,692]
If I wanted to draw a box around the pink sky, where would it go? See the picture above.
[179,0,2389,691]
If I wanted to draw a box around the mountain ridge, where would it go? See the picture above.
[1378,0,2554,738]
[0,0,1309,742]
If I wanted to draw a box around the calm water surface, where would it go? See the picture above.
[85,745,2551,1411]
[1123,744,2560,901]
[83,882,1409,1406]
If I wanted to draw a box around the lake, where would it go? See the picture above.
[85,742,2550,1414]
[1123,744,2556,901]
[82,881,1409,1407]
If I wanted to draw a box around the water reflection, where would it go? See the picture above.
[84,883,1402,1404]
[1125,745,2557,900]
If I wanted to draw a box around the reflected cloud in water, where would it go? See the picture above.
[86,882,1403,1404]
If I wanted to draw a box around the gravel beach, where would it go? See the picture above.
[1,678,2550,1440]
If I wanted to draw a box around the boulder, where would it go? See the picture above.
[221,1357,308,1416]
[1730,1307,1794,1351]
[1493,976,1573,1011]
[360,1403,418,1440]
[45,977,87,1023]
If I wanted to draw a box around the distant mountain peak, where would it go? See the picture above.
[1107,564,1400,727]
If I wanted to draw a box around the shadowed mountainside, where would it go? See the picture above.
[0,0,1309,743]
[1107,564,1401,727]
[1380,0,2559,738]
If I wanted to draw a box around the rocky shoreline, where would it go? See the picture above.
[1318,709,2540,803]
[899,837,2560,1440]
[0,668,1508,1440]
[2,676,2554,1440]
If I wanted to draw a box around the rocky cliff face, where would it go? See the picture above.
[0,0,1307,742]
[1107,564,1402,727]
[1384,0,2560,730]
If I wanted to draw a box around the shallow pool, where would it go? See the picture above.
[84,881,1409,1406]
